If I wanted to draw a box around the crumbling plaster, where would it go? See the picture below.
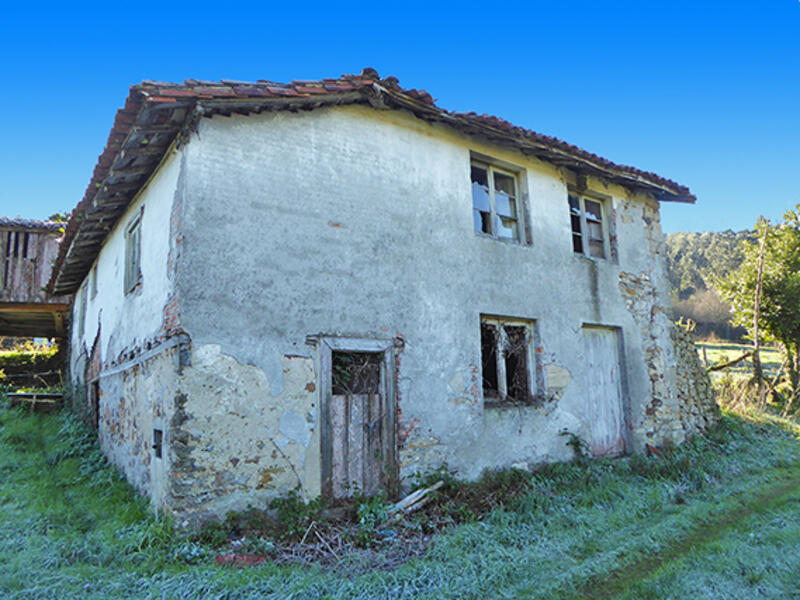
[169,345,320,518]
[174,104,679,487]
[71,148,183,364]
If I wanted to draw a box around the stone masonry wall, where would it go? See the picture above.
[672,326,720,436]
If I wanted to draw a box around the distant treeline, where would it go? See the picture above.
[665,230,752,340]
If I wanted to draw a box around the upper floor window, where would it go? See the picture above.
[124,213,142,293]
[471,162,521,242]
[569,193,607,259]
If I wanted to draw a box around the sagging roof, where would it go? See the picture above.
[0,217,64,232]
[49,67,695,295]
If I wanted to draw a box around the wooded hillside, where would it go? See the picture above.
[665,230,751,339]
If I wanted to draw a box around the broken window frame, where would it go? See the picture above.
[471,160,523,243]
[124,210,143,294]
[480,316,537,406]
[569,192,609,259]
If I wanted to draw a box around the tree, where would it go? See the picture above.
[46,211,70,223]
[715,209,800,411]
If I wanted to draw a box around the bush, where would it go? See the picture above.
[268,486,328,542]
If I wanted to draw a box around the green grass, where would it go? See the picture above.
[0,340,59,367]
[696,341,783,379]
[2,400,800,599]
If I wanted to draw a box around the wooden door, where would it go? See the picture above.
[583,327,627,456]
[330,392,386,497]
[319,345,396,498]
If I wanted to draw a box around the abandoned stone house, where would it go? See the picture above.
[50,68,717,521]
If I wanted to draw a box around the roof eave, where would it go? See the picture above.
[50,77,694,295]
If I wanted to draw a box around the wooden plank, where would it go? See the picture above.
[347,393,366,495]
[330,394,348,498]
[380,349,397,495]
[365,393,382,494]
[53,312,64,336]
[583,327,626,456]
[319,343,333,496]
[0,303,70,312]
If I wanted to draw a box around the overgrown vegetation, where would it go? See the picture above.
[0,338,62,392]
[2,392,800,599]
[711,208,800,415]
[670,207,800,418]
[0,338,58,367]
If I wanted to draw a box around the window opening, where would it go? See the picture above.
[480,323,499,395]
[503,325,529,402]
[332,351,381,395]
[22,232,29,258]
[153,429,163,459]
[480,317,535,403]
[124,213,142,293]
[2,240,8,286]
[569,193,606,259]
[569,195,583,253]
[472,162,520,241]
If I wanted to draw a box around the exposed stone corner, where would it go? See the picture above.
[671,324,720,436]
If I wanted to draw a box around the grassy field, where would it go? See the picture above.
[2,402,800,599]
[696,341,783,379]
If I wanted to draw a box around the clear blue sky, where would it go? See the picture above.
[1,1,798,233]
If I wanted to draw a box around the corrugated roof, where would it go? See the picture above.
[49,67,695,294]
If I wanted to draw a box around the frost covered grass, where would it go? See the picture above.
[696,341,782,378]
[1,400,799,600]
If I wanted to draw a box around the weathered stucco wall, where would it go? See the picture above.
[97,345,181,499]
[69,147,185,491]
[73,148,183,361]
[168,345,320,519]
[162,104,699,514]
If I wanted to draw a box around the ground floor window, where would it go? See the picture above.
[480,316,537,404]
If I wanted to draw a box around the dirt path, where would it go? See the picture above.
[577,464,800,600]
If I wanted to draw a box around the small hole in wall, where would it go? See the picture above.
[153,429,163,459]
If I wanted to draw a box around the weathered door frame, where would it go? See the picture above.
[581,323,632,455]
[307,335,398,498]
